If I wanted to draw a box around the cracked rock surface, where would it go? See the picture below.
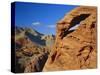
[43,6,97,71]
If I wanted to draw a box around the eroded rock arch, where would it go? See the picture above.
[43,6,97,71]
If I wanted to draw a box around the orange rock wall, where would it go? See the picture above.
[43,6,97,71]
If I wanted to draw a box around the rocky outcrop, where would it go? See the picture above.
[43,6,97,71]
[24,52,48,72]
[16,37,49,73]
[15,27,55,73]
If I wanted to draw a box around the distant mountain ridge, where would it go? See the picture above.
[15,26,55,46]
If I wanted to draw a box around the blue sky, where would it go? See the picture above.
[15,2,78,35]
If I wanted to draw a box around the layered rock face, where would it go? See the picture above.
[15,27,55,72]
[43,6,97,71]
[16,37,49,72]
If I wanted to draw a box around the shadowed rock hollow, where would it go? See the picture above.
[43,6,97,71]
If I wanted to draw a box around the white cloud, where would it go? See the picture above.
[47,25,56,28]
[32,22,41,26]
[32,22,56,29]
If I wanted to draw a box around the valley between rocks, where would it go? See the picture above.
[15,6,97,72]
[15,27,55,72]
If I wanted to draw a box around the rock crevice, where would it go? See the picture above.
[43,6,97,71]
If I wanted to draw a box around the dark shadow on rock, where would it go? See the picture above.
[61,14,90,39]
[15,57,24,73]
[35,53,49,72]
[25,32,45,46]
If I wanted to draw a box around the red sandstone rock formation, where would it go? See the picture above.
[43,6,97,71]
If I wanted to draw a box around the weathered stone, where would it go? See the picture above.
[43,6,97,71]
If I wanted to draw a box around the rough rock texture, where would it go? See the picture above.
[24,52,48,72]
[15,27,52,73]
[16,37,49,72]
[43,6,97,71]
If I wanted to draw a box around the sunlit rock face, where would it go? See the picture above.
[43,6,97,71]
